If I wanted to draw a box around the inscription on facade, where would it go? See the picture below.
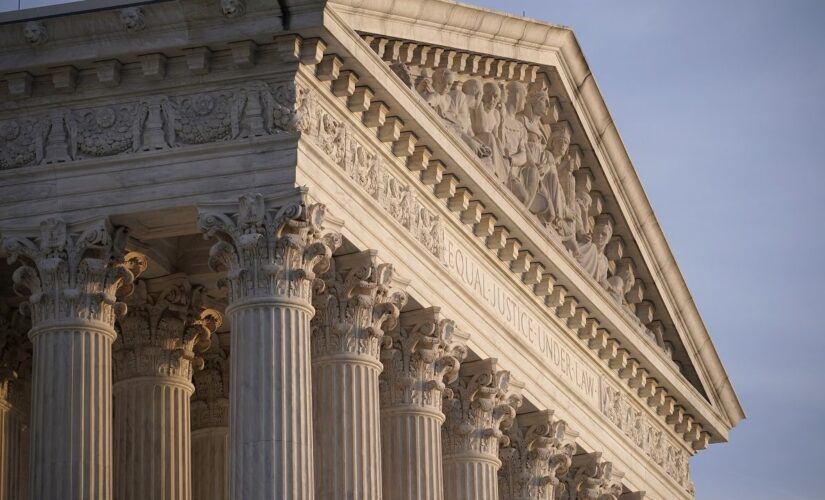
[440,235,599,406]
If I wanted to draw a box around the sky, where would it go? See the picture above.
[467,0,825,498]
[2,0,824,498]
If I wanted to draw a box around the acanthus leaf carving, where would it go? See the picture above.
[191,335,230,430]
[379,307,467,411]
[498,410,576,500]
[198,191,342,304]
[2,217,147,327]
[311,251,408,360]
[556,452,623,500]
[113,275,222,382]
[442,359,523,459]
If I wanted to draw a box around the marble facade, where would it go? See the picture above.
[0,0,743,498]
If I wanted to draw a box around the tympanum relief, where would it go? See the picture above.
[391,59,675,363]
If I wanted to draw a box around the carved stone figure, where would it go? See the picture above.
[533,121,572,226]
[23,21,48,45]
[575,215,613,287]
[220,0,246,17]
[607,260,635,305]
[500,82,531,204]
[119,7,146,32]
[431,68,460,124]
[470,81,506,179]
[415,69,437,107]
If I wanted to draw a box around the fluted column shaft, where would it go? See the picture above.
[191,427,229,500]
[311,250,407,500]
[229,300,314,500]
[2,218,146,500]
[198,192,341,500]
[313,354,383,499]
[380,408,444,500]
[379,308,465,500]
[112,377,193,500]
[443,456,501,500]
[112,275,220,500]
[191,341,230,500]
[29,324,115,500]
[0,390,27,500]
[441,359,522,500]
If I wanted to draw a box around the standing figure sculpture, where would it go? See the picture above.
[470,82,506,179]
[532,120,572,226]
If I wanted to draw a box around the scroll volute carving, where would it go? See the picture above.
[311,250,408,360]
[556,452,624,500]
[442,358,523,457]
[198,191,342,304]
[2,217,147,326]
[499,410,577,500]
[379,306,468,411]
[114,275,222,382]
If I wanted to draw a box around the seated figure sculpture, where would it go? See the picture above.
[499,81,530,205]
[574,215,614,288]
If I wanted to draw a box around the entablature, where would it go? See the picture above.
[0,0,740,486]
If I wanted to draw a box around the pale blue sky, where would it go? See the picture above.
[2,0,823,498]
[468,0,825,498]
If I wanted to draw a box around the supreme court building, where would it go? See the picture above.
[0,0,744,498]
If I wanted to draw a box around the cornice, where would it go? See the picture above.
[326,0,744,432]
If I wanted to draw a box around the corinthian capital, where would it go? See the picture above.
[442,358,523,458]
[2,217,147,328]
[191,340,229,430]
[0,304,31,407]
[379,307,468,411]
[557,452,624,500]
[198,190,342,304]
[499,410,576,500]
[113,275,222,383]
[311,250,408,360]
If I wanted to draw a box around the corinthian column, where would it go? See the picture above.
[191,340,230,500]
[498,411,576,500]
[379,307,467,500]
[557,452,625,500]
[112,275,221,500]
[198,191,341,500]
[311,250,408,500]
[442,359,523,500]
[0,307,30,500]
[1,218,146,500]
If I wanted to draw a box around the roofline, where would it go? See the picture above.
[325,0,744,428]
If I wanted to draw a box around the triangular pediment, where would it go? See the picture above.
[318,0,743,438]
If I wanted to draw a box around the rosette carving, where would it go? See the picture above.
[499,410,577,500]
[198,191,342,304]
[312,250,408,360]
[113,275,222,382]
[1,217,147,327]
[442,358,523,458]
[379,307,467,411]
[191,340,229,430]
